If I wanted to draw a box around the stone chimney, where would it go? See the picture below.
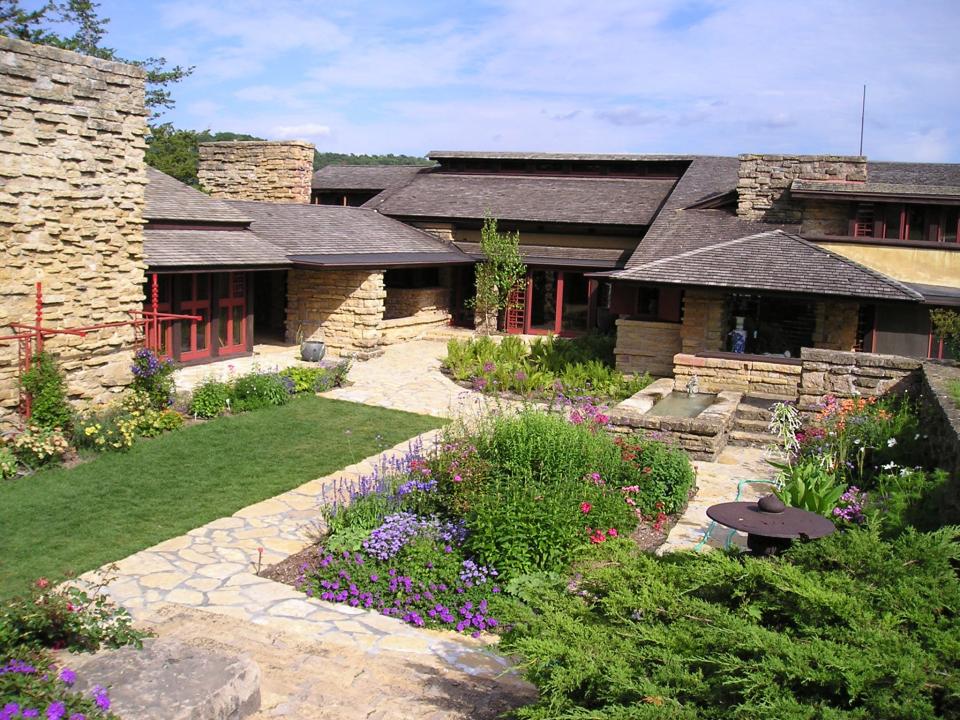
[736,154,867,223]
[198,140,315,203]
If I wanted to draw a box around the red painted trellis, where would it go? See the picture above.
[1,275,199,420]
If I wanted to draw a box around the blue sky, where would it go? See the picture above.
[95,0,960,161]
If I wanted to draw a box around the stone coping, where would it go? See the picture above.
[800,347,922,370]
[674,352,802,374]
[0,35,146,77]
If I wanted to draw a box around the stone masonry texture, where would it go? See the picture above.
[737,154,866,223]
[0,37,148,427]
[286,268,386,357]
[198,141,315,204]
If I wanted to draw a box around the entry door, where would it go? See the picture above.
[217,272,247,355]
[178,273,211,361]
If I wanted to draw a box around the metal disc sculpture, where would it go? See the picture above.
[706,494,836,556]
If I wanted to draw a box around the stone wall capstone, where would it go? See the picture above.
[737,154,866,223]
[286,268,385,358]
[198,141,315,204]
[798,348,921,412]
[0,37,147,427]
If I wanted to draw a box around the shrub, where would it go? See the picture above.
[20,352,71,432]
[189,378,232,418]
[74,414,135,453]
[949,379,960,408]
[231,371,293,412]
[930,308,960,358]
[0,652,117,720]
[278,360,351,393]
[130,348,176,410]
[10,425,69,468]
[615,436,696,515]
[772,458,846,516]
[500,526,960,720]
[0,572,148,655]
[0,445,18,480]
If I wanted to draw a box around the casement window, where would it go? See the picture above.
[852,203,960,242]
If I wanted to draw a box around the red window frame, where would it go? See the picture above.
[154,275,174,360]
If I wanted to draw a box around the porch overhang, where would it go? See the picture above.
[905,282,960,306]
[289,252,474,269]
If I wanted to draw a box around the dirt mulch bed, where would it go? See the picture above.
[261,544,321,586]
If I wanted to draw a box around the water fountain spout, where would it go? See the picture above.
[686,374,700,397]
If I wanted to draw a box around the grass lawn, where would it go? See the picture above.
[0,396,441,599]
[950,379,960,408]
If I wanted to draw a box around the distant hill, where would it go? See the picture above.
[313,152,432,171]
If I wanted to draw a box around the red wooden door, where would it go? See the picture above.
[504,282,526,334]
[178,273,211,361]
[217,272,247,356]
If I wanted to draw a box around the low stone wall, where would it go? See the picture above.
[608,378,741,461]
[797,348,922,411]
[0,37,148,427]
[286,269,385,358]
[384,287,450,320]
[919,363,960,522]
[673,353,801,398]
[614,319,681,376]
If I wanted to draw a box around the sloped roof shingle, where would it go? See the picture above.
[311,165,429,191]
[368,173,677,226]
[144,167,251,224]
[144,228,289,268]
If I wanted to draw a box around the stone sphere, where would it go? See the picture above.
[757,494,787,514]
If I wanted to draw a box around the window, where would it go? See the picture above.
[866,203,960,242]
[852,203,875,237]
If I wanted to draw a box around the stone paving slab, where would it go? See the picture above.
[659,445,776,553]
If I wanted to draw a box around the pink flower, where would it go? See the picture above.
[580,502,592,514]
[607,528,618,537]
[35,577,50,589]
[453,474,463,483]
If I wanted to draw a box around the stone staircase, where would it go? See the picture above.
[728,394,791,448]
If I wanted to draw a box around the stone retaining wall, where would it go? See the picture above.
[737,154,866,223]
[0,37,148,427]
[286,269,385,358]
[381,287,451,345]
[918,362,960,522]
[614,318,681,376]
[198,141,315,204]
[797,348,922,411]
[673,353,801,398]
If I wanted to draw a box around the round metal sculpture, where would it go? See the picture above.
[706,494,835,556]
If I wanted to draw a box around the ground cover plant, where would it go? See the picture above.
[297,407,695,636]
[0,396,440,598]
[443,335,651,402]
[949,379,960,408]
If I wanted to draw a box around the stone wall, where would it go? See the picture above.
[797,348,921,412]
[673,353,801,398]
[801,199,851,236]
[286,269,385,358]
[737,154,866,223]
[381,287,451,345]
[918,362,960,523]
[198,141,315,204]
[411,223,456,243]
[0,37,148,427]
[812,299,860,351]
[614,318,682,376]
[680,289,726,354]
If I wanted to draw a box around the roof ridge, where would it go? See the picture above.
[629,229,783,270]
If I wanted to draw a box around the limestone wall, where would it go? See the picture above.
[680,289,727,354]
[797,348,921,412]
[614,318,681,377]
[0,37,148,426]
[812,299,859,351]
[381,287,451,345]
[737,154,866,223]
[673,353,801,398]
[198,141,315,204]
[286,269,385,358]
[801,199,851,236]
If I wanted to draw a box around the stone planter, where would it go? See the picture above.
[300,340,326,363]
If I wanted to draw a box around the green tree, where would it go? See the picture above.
[0,0,193,114]
[313,152,432,171]
[930,308,960,358]
[468,217,527,333]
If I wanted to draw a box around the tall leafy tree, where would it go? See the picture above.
[145,126,265,187]
[0,0,192,114]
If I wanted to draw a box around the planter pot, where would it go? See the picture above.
[300,340,326,363]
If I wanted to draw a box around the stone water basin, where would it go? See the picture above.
[607,378,741,460]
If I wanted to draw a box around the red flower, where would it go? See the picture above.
[589,531,606,544]
[35,577,49,589]
[580,502,592,514]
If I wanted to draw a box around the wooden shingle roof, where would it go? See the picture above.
[311,165,429,191]
[144,167,251,224]
[144,228,289,269]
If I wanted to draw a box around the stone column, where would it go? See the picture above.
[198,141,315,203]
[679,289,727,354]
[812,299,860,351]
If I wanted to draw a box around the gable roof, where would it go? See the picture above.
[144,167,251,224]
[144,228,289,269]
[225,200,470,265]
[311,165,428,191]
[367,172,677,226]
[607,229,920,302]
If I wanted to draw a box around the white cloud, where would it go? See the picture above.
[271,123,332,140]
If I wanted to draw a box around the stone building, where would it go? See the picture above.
[0,36,148,427]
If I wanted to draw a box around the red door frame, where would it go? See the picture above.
[178,273,211,362]
[507,269,594,337]
[217,272,247,356]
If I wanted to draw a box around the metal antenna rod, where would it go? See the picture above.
[859,84,866,156]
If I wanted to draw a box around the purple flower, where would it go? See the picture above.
[46,702,66,720]
[57,667,76,687]
[91,686,110,711]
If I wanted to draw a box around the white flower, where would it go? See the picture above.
[887,438,897,447]
[853,438,861,445]
[900,468,911,476]
[882,461,897,470]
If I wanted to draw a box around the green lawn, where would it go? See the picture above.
[0,396,440,599]
[950,379,960,408]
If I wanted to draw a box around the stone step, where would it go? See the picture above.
[728,429,776,449]
[733,417,773,433]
